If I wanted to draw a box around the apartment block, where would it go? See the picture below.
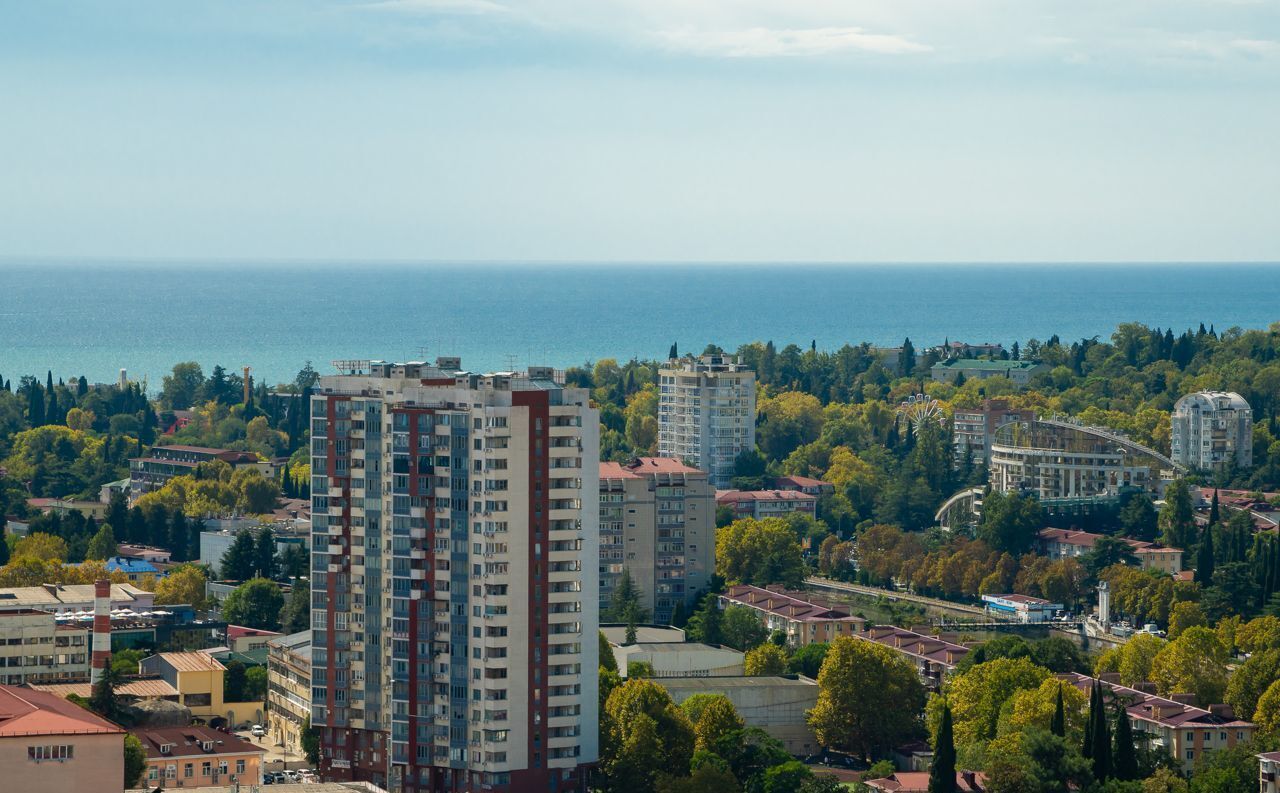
[716,489,817,521]
[952,399,1035,467]
[658,355,756,489]
[0,610,89,686]
[129,445,264,498]
[267,631,312,759]
[598,458,713,624]
[310,358,599,793]
[1171,391,1253,472]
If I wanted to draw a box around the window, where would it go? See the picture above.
[27,745,74,761]
[236,760,246,774]
[1185,750,1194,760]
[185,764,194,778]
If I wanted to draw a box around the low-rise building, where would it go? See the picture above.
[29,677,180,703]
[103,556,160,582]
[266,631,311,759]
[1037,529,1183,575]
[611,642,745,678]
[132,725,265,788]
[139,652,230,725]
[768,476,835,497]
[1065,674,1253,774]
[0,610,89,685]
[24,498,110,521]
[930,359,1046,386]
[656,676,821,755]
[981,594,1062,623]
[225,625,282,654]
[716,490,818,521]
[130,445,264,498]
[0,582,154,614]
[719,585,865,647]
[0,684,125,793]
[858,625,969,691]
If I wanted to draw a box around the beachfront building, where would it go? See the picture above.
[310,358,599,793]
[0,684,125,793]
[658,354,756,489]
[989,418,1178,501]
[930,359,1047,386]
[952,399,1036,467]
[598,458,714,624]
[1171,391,1253,472]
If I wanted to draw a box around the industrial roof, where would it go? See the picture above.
[30,678,180,699]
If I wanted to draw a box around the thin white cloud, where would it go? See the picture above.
[357,0,508,15]
[656,26,931,57]
[1232,38,1279,55]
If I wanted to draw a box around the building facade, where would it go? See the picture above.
[1037,528,1183,574]
[716,489,818,521]
[267,630,312,759]
[930,359,1046,386]
[1170,391,1253,472]
[598,458,714,624]
[719,585,866,647]
[310,358,599,793]
[658,355,756,489]
[0,610,89,686]
[129,445,264,498]
[952,399,1036,467]
[133,725,265,788]
[0,685,125,793]
[139,652,230,724]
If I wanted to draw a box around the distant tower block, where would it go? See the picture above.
[90,579,111,685]
[1096,580,1111,631]
[119,369,128,389]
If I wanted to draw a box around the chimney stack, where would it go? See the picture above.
[90,579,111,686]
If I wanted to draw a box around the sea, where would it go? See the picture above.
[2,262,1279,390]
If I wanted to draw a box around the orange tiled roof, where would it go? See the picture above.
[0,685,124,737]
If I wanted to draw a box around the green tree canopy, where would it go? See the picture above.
[809,636,926,760]
[221,577,285,631]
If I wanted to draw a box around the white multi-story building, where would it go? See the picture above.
[309,358,599,793]
[658,355,756,489]
[1170,391,1253,472]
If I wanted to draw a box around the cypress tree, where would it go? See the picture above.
[1113,704,1138,780]
[1209,489,1220,525]
[1050,683,1066,737]
[1195,525,1215,586]
[929,701,956,793]
[1083,682,1096,759]
[1090,683,1112,781]
[169,511,189,562]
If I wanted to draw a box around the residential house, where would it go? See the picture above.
[930,359,1046,386]
[132,725,265,788]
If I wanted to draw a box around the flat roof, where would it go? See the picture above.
[657,675,817,689]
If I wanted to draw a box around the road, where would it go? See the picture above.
[804,576,989,618]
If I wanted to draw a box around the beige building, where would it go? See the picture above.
[658,354,756,489]
[140,652,239,725]
[719,585,866,647]
[0,582,154,614]
[133,725,265,788]
[1037,529,1183,575]
[657,676,820,755]
[266,630,312,758]
[311,358,599,792]
[611,642,745,678]
[0,610,89,686]
[0,684,125,793]
[599,457,714,624]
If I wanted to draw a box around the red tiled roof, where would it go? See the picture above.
[1061,674,1252,729]
[866,771,986,793]
[226,625,282,640]
[717,490,817,503]
[723,584,864,624]
[1038,528,1153,551]
[773,475,832,488]
[0,685,124,737]
[131,725,263,760]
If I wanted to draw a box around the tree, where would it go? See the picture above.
[1167,601,1206,639]
[691,695,745,752]
[761,761,815,793]
[254,527,277,579]
[300,715,320,765]
[787,643,829,678]
[245,665,268,701]
[281,581,311,634]
[225,660,248,701]
[1051,683,1066,737]
[221,577,285,631]
[934,656,1050,746]
[239,473,279,514]
[977,490,1044,555]
[124,734,148,788]
[720,605,768,651]
[1003,678,1087,738]
[987,728,1093,793]
[716,517,805,588]
[1225,648,1280,720]
[655,763,741,793]
[1158,480,1195,550]
[1142,768,1188,793]
[154,564,209,607]
[89,663,122,721]
[809,636,925,760]
[85,523,117,561]
[744,643,788,676]
[111,648,145,678]
[12,532,69,561]
[1118,495,1159,542]
[685,594,723,645]
[1150,627,1228,706]
[928,700,956,793]
[1194,525,1215,586]
[1084,537,1140,578]
[220,529,257,581]
[600,679,696,793]
[600,631,619,673]
[607,568,650,626]
[1187,744,1257,793]
[1113,702,1139,781]
[161,362,204,410]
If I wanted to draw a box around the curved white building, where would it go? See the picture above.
[1171,391,1253,472]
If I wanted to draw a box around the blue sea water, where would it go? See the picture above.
[1,262,1278,390]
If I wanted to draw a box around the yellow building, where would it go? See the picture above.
[266,630,311,758]
[132,725,265,788]
[139,652,261,728]
[0,684,124,793]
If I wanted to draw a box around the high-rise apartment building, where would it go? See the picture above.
[952,399,1035,467]
[310,359,599,793]
[1171,391,1253,472]
[598,458,714,624]
[657,355,756,489]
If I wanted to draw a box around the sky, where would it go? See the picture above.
[0,0,1278,263]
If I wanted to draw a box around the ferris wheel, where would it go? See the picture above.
[896,393,946,435]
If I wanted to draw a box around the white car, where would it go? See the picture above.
[250,725,266,737]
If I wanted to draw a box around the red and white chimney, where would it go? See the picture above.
[90,579,111,686]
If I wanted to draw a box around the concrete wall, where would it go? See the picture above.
[3,732,123,793]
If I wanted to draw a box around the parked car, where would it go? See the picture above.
[251,724,266,737]
[1139,623,1167,638]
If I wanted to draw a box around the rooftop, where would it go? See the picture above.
[226,625,283,641]
[716,490,818,503]
[147,652,227,674]
[983,593,1057,606]
[131,725,262,759]
[722,584,865,624]
[600,457,704,480]
[29,678,180,700]
[656,675,818,690]
[1062,674,1253,729]
[0,582,152,610]
[0,685,124,737]
[599,625,684,645]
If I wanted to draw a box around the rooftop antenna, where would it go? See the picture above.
[504,354,519,373]
[417,345,430,362]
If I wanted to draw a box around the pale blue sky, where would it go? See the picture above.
[1,0,1277,262]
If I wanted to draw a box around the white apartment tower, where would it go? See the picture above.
[310,359,599,793]
[657,354,756,489]
[1171,391,1253,472]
